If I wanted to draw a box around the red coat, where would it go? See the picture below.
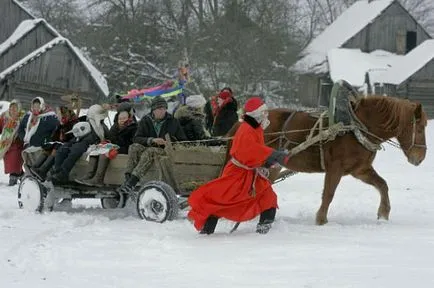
[3,141,24,174]
[188,121,277,231]
[0,114,24,174]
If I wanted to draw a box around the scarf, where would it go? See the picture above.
[0,109,25,159]
[23,107,56,145]
[212,96,233,124]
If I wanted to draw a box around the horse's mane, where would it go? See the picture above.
[358,95,427,134]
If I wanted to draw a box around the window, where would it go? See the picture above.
[406,31,417,53]
[318,80,332,107]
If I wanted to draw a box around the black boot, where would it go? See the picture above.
[8,172,24,186]
[116,174,139,200]
[200,215,219,235]
[8,174,18,186]
[30,155,55,181]
[256,208,276,234]
[51,169,69,185]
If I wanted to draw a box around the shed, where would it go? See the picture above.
[0,1,109,108]
[374,39,434,117]
[292,0,432,108]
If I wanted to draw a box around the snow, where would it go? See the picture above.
[12,0,36,19]
[0,19,43,55]
[327,48,403,86]
[1,120,434,287]
[375,39,434,85]
[292,0,394,74]
[0,101,10,114]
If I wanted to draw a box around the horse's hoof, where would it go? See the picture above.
[377,207,390,220]
[315,217,328,226]
[377,214,389,221]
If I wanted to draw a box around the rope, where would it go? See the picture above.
[230,157,258,197]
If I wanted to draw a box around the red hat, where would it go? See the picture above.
[244,97,266,115]
[218,89,232,100]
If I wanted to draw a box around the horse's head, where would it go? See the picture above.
[396,102,427,166]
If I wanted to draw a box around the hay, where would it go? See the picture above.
[179,181,205,191]
[173,143,226,153]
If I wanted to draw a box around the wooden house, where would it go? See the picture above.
[292,0,433,116]
[0,0,33,43]
[0,0,109,108]
[374,39,434,116]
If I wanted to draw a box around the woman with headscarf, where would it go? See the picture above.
[17,97,59,148]
[30,106,79,181]
[0,100,26,185]
[50,104,109,184]
[210,87,238,136]
[174,94,209,141]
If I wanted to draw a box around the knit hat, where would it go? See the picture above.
[186,94,206,108]
[244,97,267,119]
[218,88,233,100]
[117,102,133,114]
[151,96,168,111]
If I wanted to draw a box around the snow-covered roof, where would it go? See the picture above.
[12,0,35,19]
[292,0,394,74]
[0,18,109,97]
[0,19,44,55]
[327,48,403,87]
[0,37,66,80]
[374,39,434,85]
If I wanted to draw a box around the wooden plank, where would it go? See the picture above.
[171,148,226,166]
[69,150,225,187]
[172,163,221,182]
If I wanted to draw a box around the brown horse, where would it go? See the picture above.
[227,95,428,225]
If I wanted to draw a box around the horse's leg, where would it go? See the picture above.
[352,166,390,220]
[316,169,343,225]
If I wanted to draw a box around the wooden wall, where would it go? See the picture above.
[0,24,56,71]
[398,59,434,118]
[0,0,33,43]
[343,1,431,54]
[296,74,320,107]
[1,44,102,107]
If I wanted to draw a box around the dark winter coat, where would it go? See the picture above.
[212,98,238,137]
[108,120,138,154]
[51,117,79,143]
[204,100,214,133]
[18,112,59,147]
[174,105,207,141]
[54,123,109,174]
[134,112,187,147]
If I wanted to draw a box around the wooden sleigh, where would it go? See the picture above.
[17,138,227,223]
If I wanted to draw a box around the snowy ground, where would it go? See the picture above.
[1,124,434,287]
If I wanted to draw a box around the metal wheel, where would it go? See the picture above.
[17,175,45,213]
[101,192,126,209]
[136,181,178,223]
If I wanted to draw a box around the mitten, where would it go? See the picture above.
[106,149,118,160]
[264,150,290,168]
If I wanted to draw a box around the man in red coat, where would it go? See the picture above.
[188,97,290,234]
